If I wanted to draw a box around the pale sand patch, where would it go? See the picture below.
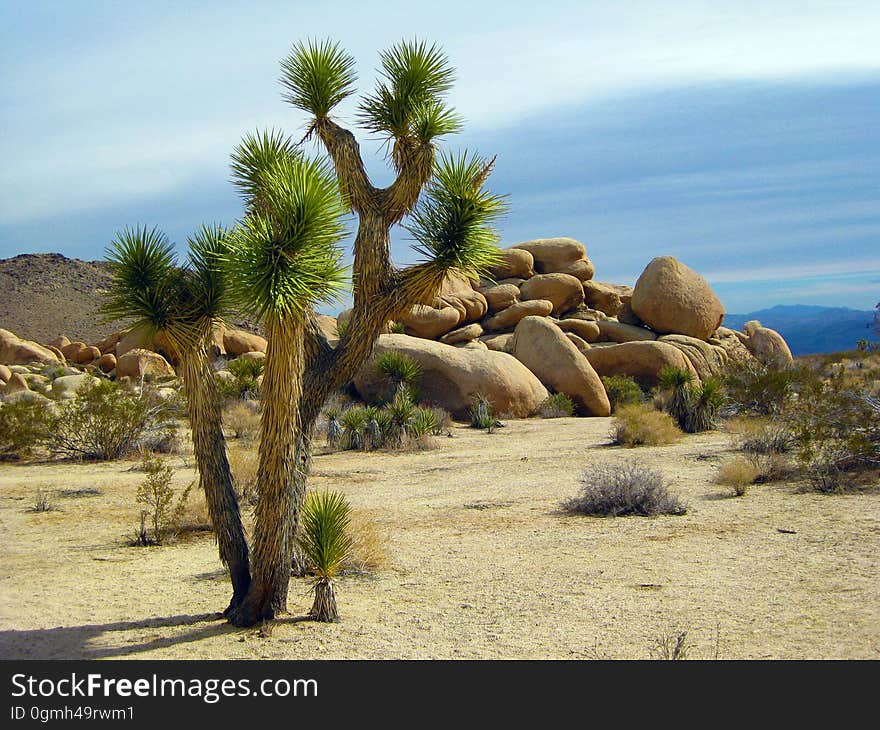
[0,417,877,659]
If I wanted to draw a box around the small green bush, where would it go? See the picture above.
[562,461,687,517]
[218,357,263,400]
[601,375,644,412]
[131,453,192,545]
[722,358,811,415]
[50,380,175,461]
[0,398,52,460]
[540,393,575,418]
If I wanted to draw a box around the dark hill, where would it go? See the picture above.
[0,252,260,345]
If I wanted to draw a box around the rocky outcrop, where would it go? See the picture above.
[483,299,554,332]
[435,275,488,324]
[511,238,595,281]
[440,323,483,345]
[511,317,610,416]
[631,256,724,340]
[0,329,61,366]
[741,321,795,366]
[478,333,515,353]
[487,248,535,280]
[400,305,461,339]
[519,273,585,316]
[223,329,268,357]
[658,334,729,379]
[478,283,520,314]
[596,320,657,343]
[353,334,549,418]
[115,348,176,379]
[556,318,600,343]
[581,340,698,387]
[583,280,627,317]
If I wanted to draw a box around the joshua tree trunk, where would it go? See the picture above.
[178,348,251,613]
[228,316,304,626]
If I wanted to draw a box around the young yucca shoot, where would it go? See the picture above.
[300,490,353,622]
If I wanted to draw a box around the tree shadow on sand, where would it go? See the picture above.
[0,613,239,659]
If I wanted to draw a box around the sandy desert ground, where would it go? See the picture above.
[1,417,878,660]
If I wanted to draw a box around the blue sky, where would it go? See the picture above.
[1,0,878,314]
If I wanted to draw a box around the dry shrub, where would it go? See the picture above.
[223,401,260,441]
[730,416,794,455]
[228,445,259,505]
[611,404,683,447]
[715,456,760,496]
[343,509,390,575]
[563,461,687,517]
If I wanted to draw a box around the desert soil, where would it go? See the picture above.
[1,417,878,660]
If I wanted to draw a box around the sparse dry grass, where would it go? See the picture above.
[223,402,260,441]
[715,456,760,496]
[611,404,683,447]
[227,445,259,505]
[343,509,391,575]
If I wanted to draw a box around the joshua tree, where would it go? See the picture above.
[222,148,348,624]
[223,38,505,625]
[103,226,251,611]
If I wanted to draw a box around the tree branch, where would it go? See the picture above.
[315,118,377,215]
[381,140,435,226]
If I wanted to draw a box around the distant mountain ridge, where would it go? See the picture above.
[724,304,877,356]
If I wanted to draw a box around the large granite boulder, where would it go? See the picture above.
[741,321,794,366]
[400,304,461,339]
[223,329,268,357]
[483,299,553,332]
[487,248,535,280]
[519,273,585,316]
[353,334,549,419]
[511,316,610,416]
[116,349,176,380]
[630,256,724,340]
[0,329,61,366]
[581,340,699,387]
[511,238,595,281]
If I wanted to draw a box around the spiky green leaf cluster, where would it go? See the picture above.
[102,224,231,351]
[358,39,462,149]
[224,150,349,322]
[405,151,506,280]
[230,129,299,206]
[300,490,353,580]
[280,39,357,119]
[102,225,178,332]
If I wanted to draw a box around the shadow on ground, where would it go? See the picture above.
[0,613,237,659]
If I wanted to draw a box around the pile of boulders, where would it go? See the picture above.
[1,238,794,419]
[0,322,269,405]
[351,239,793,418]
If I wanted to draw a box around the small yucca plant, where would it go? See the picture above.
[410,407,440,439]
[376,350,422,386]
[300,490,353,622]
[340,407,368,450]
[684,376,725,433]
[469,393,493,430]
[659,366,694,429]
[362,405,384,449]
[324,407,343,447]
[386,386,417,445]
